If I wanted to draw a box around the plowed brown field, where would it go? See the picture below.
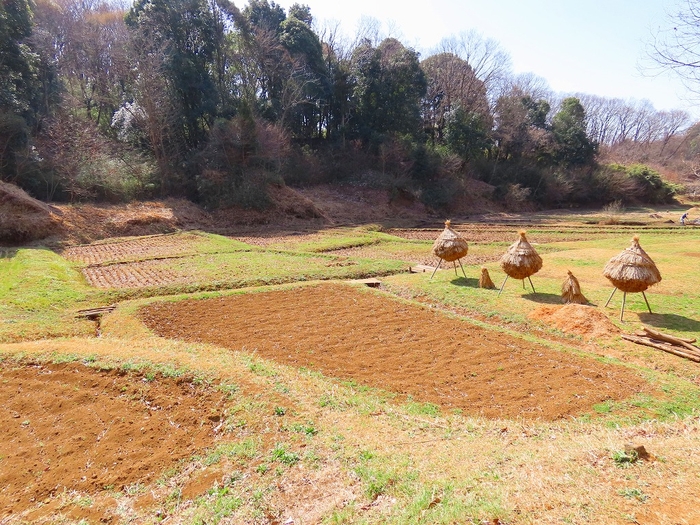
[82,259,184,288]
[63,233,203,265]
[139,283,650,421]
[0,361,229,523]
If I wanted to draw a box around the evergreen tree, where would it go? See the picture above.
[350,38,427,142]
[551,97,597,165]
[0,0,40,182]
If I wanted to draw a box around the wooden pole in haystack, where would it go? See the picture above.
[561,270,588,304]
[603,235,661,321]
[498,230,542,296]
[430,220,469,279]
[479,267,496,289]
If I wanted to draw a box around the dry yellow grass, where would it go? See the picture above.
[3,329,700,524]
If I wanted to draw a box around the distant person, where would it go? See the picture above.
[680,212,689,225]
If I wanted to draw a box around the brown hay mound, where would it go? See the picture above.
[561,270,588,304]
[500,230,542,280]
[431,220,468,262]
[479,267,496,289]
[603,236,661,293]
[0,181,62,243]
[53,199,210,244]
[528,304,620,341]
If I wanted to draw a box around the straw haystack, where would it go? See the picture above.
[603,235,661,320]
[561,270,588,304]
[432,220,468,261]
[603,236,661,293]
[479,267,496,289]
[430,220,468,278]
[500,231,542,279]
[498,231,542,294]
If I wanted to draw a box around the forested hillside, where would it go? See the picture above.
[1,0,698,213]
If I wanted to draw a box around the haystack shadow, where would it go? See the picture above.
[521,292,561,304]
[638,313,700,333]
[450,277,480,288]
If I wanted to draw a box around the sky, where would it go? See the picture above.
[268,0,698,118]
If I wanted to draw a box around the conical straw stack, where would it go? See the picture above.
[431,220,468,262]
[479,267,496,289]
[499,230,542,280]
[603,236,661,293]
[561,270,588,304]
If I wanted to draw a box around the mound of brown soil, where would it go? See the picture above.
[0,181,62,243]
[528,304,621,341]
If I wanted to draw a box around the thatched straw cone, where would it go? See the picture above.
[603,236,661,293]
[561,270,588,304]
[431,220,468,262]
[430,220,469,279]
[499,231,542,280]
[479,267,496,289]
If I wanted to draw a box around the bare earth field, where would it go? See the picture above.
[138,284,649,421]
[1,362,227,523]
[63,232,205,265]
[82,259,185,288]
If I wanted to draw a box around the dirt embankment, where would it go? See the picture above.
[0,181,63,244]
[1,181,435,246]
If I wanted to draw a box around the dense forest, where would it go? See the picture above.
[2,0,699,212]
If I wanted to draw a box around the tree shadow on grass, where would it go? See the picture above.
[638,313,700,333]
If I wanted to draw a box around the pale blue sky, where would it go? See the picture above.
[270,0,697,117]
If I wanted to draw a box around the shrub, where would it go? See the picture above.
[601,200,625,224]
[196,117,290,209]
[595,163,679,205]
[33,112,157,202]
[626,164,679,203]
[419,176,461,210]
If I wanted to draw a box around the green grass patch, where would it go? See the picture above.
[0,248,103,342]
[270,443,301,465]
[204,439,259,466]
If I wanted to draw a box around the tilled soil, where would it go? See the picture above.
[63,232,203,265]
[384,226,609,243]
[82,259,185,288]
[0,361,227,522]
[139,283,651,421]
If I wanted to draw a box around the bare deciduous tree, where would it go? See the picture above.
[648,0,700,94]
[434,30,512,106]
[421,52,490,144]
[34,0,130,125]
